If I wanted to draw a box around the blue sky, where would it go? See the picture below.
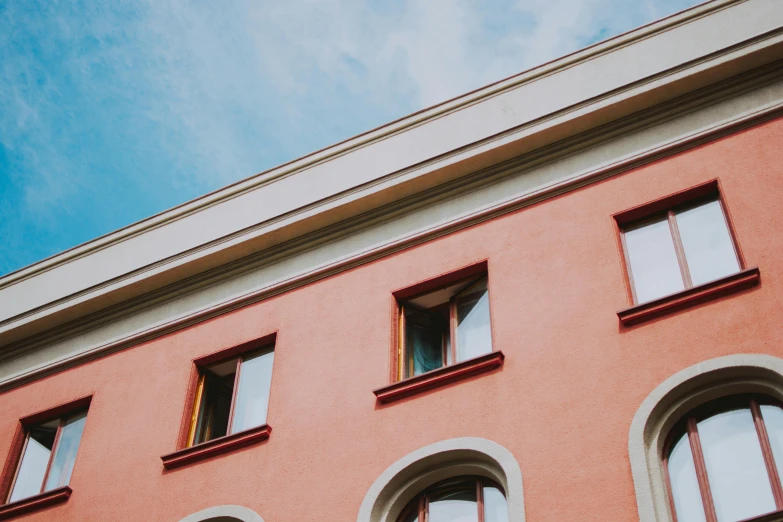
[0,0,701,276]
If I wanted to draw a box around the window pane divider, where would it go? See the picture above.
[38,420,64,496]
[667,210,693,289]
[225,357,243,435]
[477,480,485,522]
[687,417,718,522]
[751,400,783,509]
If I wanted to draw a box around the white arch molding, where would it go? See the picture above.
[356,437,525,522]
[177,505,265,522]
[629,354,783,522]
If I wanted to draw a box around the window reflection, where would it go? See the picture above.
[667,432,706,522]
[666,397,783,522]
[624,218,684,303]
[7,411,88,504]
[698,409,775,521]
[231,350,275,433]
[676,201,739,287]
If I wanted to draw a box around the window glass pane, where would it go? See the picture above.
[8,423,57,503]
[231,350,275,433]
[44,412,87,491]
[429,483,478,522]
[405,309,445,377]
[456,278,492,362]
[624,218,685,303]
[667,431,706,522]
[760,405,783,488]
[483,485,509,522]
[698,408,776,522]
[676,200,739,286]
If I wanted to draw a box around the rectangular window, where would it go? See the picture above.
[187,347,274,447]
[6,411,87,504]
[397,275,493,380]
[620,195,742,305]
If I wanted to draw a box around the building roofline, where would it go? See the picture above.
[0,0,737,289]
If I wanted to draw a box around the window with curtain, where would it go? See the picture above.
[397,275,493,380]
[397,476,508,522]
[621,197,742,305]
[6,410,88,504]
[665,395,783,522]
[187,346,275,447]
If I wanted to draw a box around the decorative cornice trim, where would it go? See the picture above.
[0,487,71,521]
[161,424,271,470]
[0,86,782,393]
[373,351,504,404]
[0,0,764,292]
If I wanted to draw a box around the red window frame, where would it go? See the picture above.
[613,180,745,305]
[392,261,493,383]
[178,333,277,450]
[0,396,91,506]
[186,346,274,448]
[663,395,783,522]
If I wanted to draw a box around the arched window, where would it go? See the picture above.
[397,476,508,522]
[665,395,783,522]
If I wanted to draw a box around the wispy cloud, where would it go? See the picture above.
[0,0,701,275]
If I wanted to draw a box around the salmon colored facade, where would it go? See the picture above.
[2,2,783,521]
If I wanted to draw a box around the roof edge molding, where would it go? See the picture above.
[1,0,783,375]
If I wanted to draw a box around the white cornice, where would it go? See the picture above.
[0,0,767,289]
[1,0,782,367]
[0,0,748,291]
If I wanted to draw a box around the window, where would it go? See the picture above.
[187,347,274,447]
[6,411,87,504]
[620,195,741,304]
[397,476,508,522]
[397,275,492,380]
[665,395,783,522]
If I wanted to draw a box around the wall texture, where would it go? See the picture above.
[1,115,782,521]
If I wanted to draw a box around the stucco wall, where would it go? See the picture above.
[0,116,782,521]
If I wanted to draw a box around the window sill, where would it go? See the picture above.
[373,351,504,404]
[0,486,72,520]
[161,424,271,470]
[617,267,760,326]
[741,508,783,522]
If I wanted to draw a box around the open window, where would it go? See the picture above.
[5,410,87,505]
[397,275,493,381]
[187,347,274,447]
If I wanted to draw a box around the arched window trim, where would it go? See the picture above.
[629,354,783,522]
[177,504,265,522]
[356,437,525,522]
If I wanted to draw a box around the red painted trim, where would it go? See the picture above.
[392,260,488,301]
[373,351,504,404]
[617,267,760,326]
[0,486,71,520]
[193,332,277,368]
[161,424,271,469]
[19,396,92,427]
[612,179,719,226]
